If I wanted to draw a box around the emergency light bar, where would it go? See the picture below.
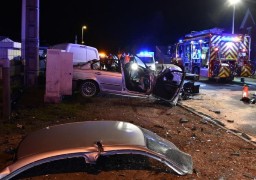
[185,28,224,37]
[138,51,154,57]
[221,36,241,42]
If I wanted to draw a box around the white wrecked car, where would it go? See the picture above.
[73,55,185,105]
[0,121,193,179]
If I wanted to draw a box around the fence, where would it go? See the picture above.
[0,59,24,120]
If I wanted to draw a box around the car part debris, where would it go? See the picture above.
[0,121,193,179]
[180,81,200,100]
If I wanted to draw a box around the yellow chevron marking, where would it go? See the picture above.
[218,67,230,78]
[241,66,252,77]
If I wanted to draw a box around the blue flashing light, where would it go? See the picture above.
[179,39,183,43]
[138,51,154,57]
[221,36,241,42]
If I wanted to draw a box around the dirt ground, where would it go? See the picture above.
[0,88,256,180]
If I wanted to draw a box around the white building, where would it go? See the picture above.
[0,36,21,60]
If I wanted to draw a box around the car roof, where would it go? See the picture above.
[1,121,193,179]
[17,121,146,160]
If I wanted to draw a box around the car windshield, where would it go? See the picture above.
[141,127,193,173]
[132,56,146,68]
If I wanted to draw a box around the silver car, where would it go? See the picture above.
[73,56,185,105]
[0,121,193,179]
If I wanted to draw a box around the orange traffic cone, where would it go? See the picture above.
[241,84,250,102]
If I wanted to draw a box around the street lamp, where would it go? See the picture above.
[81,25,87,44]
[228,0,241,34]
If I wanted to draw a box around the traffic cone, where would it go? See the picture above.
[241,84,250,102]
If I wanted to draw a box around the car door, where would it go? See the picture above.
[121,56,185,103]
[94,70,123,92]
[152,65,185,103]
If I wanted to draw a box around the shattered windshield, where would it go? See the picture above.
[132,56,146,68]
[141,128,193,174]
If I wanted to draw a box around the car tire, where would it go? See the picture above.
[80,80,99,97]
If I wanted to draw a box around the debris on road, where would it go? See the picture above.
[227,120,234,123]
[180,81,200,100]
[209,110,221,114]
[179,117,189,123]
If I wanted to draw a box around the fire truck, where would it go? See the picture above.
[173,28,253,80]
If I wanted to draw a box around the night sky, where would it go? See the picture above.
[1,0,256,53]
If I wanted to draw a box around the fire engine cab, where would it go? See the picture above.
[173,28,253,80]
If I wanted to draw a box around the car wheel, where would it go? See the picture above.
[80,81,99,97]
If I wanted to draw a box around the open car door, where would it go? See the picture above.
[122,56,185,104]
[152,65,185,104]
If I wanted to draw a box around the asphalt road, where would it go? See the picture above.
[180,77,256,143]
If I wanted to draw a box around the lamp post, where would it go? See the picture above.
[81,25,87,44]
[228,0,241,34]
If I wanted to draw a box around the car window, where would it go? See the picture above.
[91,61,101,70]
[14,157,86,179]
[133,56,146,69]
[99,58,121,73]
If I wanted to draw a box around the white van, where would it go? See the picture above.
[50,43,100,65]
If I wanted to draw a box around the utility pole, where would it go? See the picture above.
[21,0,39,87]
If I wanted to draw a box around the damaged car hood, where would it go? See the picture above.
[0,121,193,179]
